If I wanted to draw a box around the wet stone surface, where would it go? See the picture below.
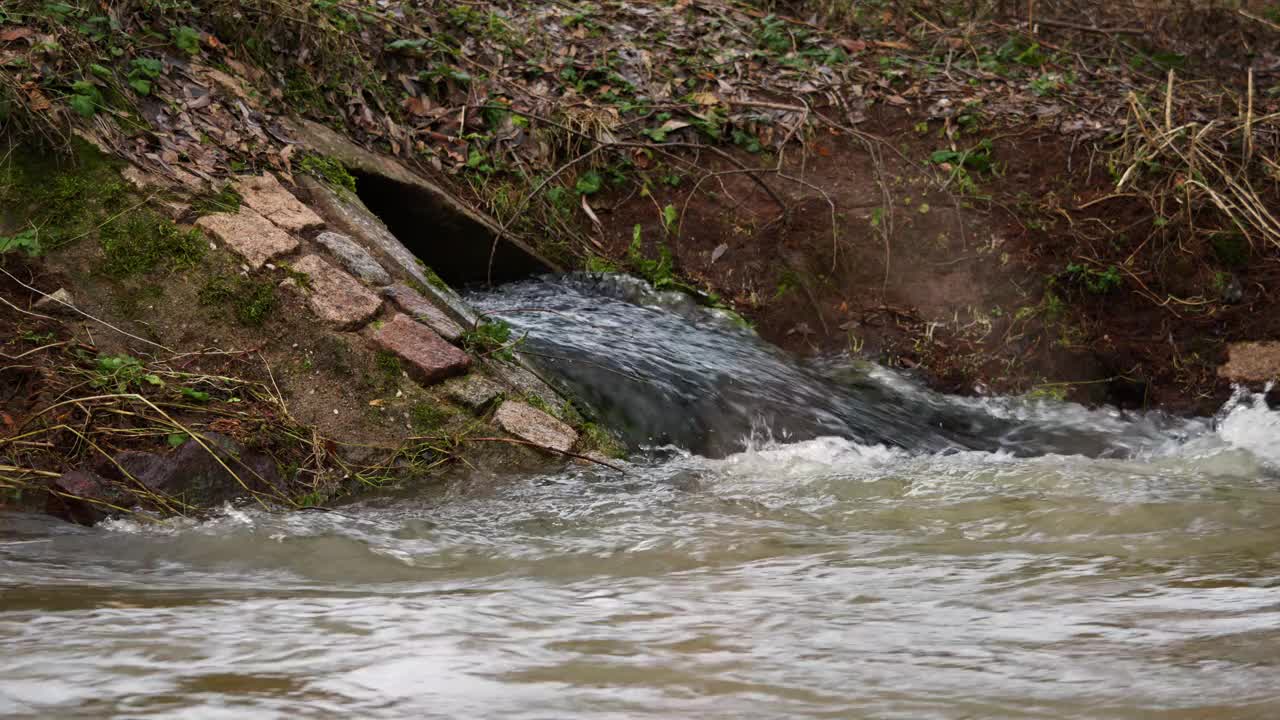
[494,400,577,453]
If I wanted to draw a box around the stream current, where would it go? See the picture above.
[2,274,1279,718]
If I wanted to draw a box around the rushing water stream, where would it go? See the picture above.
[3,275,1280,718]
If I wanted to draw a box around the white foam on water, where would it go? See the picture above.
[1213,383,1280,467]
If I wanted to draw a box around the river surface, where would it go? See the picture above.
[3,276,1280,719]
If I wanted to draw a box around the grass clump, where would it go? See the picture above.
[99,210,206,277]
[198,273,278,326]
[462,318,515,360]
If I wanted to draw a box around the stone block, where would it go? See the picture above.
[196,206,299,269]
[236,173,324,233]
[291,254,383,329]
[315,230,392,286]
[494,401,577,453]
[443,374,504,411]
[1219,342,1280,382]
[371,313,471,385]
[382,283,464,342]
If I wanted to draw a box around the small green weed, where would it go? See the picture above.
[190,184,242,215]
[198,273,278,326]
[99,211,206,277]
[91,354,163,393]
[0,229,42,257]
[1063,263,1123,294]
[463,318,515,360]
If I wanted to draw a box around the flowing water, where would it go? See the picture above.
[3,276,1280,719]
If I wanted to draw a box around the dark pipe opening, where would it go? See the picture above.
[352,171,551,287]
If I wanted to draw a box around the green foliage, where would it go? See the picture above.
[0,139,127,251]
[627,224,681,290]
[170,25,201,54]
[462,318,515,360]
[198,273,277,326]
[127,57,164,96]
[298,154,357,194]
[68,80,101,117]
[91,354,163,393]
[996,37,1047,67]
[0,229,42,257]
[98,211,206,277]
[585,254,618,273]
[661,204,678,234]
[1063,263,1123,295]
[574,170,603,195]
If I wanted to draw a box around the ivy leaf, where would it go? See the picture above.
[166,433,189,448]
[128,78,151,95]
[575,170,603,195]
[143,374,164,387]
[179,387,211,403]
[89,63,111,79]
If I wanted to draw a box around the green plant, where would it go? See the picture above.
[462,318,515,360]
[198,273,277,326]
[0,229,42,257]
[99,211,206,277]
[375,350,402,385]
[627,224,681,290]
[1063,263,1123,295]
[91,354,163,393]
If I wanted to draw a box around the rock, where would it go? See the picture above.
[494,358,562,409]
[297,175,479,327]
[46,470,118,526]
[494,401,578,453]
[443,374,504,411]
[382,283,464,342]
[115,433,281,508]
[33,288,78,316]
[196,206,299,269]
[314,231,392,286]
[290,254,383,329]
[235,173,325,233]
[1219,342,1280,382]
[371,313,471,385]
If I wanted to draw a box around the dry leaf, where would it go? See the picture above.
[0,27,34,43]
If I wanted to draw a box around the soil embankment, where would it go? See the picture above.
[3,0,1279,520]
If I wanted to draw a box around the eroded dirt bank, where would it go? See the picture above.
[3,1,1280,520]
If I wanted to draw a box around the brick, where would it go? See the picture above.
[382,283,464,342]
[372,313,471,385]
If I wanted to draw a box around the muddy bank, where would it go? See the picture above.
[0,138,619,524]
